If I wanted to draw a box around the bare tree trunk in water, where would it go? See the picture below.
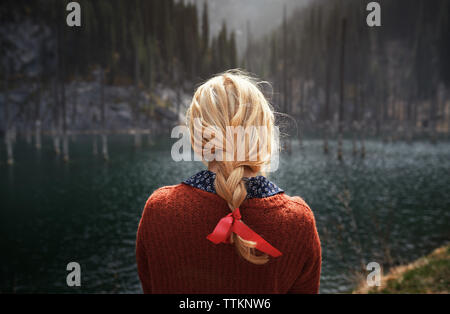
[52,106,61,154]
[101,134,108,160]
[35,120,42,150]
[25,101,32,144]
[59,21,69,162]
[281,5,292,154]
[25,121,32,144]
[93,133,98,156]
[100,68,109,160]
[53,9,62,156]
[8,124,16,143]
[286,76,292,155]
[323,120,329,154]
[134,48,141,148]
[405,88,414,144]
[62,134,69,161]
[35,80,42,150]
[360,123,366,158]
[134,129,142,148]
[337,132,343,161]
[71,75,78,142]
[381,82,389,144]
[4,79,14,165]
[91,106,98,156]
[337,18,347,161]
[52,125,61,155]
[358,84,366,159]
[323,56,331,154]
[298,80,307,149]
[62,67,69,162]
[6,130,14,165]
[52,79,61,155]
[352,120,358,156]
[282,5,287,116]
[133,92,142,148]
[358,77,367,158]
[444,88,449,136]
[430,92,438,144]
[176,86,181,124]
[412,100,418,140]
[4,114,14,165]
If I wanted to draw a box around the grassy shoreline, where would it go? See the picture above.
[353,244,450,294]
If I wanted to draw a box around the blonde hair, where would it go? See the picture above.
[186,69,277,265]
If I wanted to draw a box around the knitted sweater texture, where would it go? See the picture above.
[136,183,321,294]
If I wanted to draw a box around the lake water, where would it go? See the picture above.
[1,135,449,293]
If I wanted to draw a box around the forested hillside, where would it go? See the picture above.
[0,0,237,86]
[0,0,238,161]
[246,0,450,145]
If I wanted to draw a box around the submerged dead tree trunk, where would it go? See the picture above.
[360,125,366,158]
[133,48,142,148]
[52,78,61,155]
[52,6,61,156]
[337,18,347,161]
[6,132,14,165]
[282,5,292,155]
[405,84,416,144]
[25,104,32,145]
[35,80,42,150]
[323,57,331,154]
[298,80,307,149]
[91,104,98,156]
[35,120,42,150]
[35,35,47,151]
[430,92,438,144]
[61,65,69,162]
[71,74,78,142]
[359,83,366,158]
[355,8,366,158]
[56,12,69,163]
[100,68,109,161]
[3,75,14,165]
[93,135,98,156]
[352,121,358,156]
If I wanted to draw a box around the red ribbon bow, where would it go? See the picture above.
[206,208,282,258]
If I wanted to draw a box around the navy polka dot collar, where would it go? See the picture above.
[182,170,284,199]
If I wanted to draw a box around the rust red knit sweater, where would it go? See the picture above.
[136,183,321,294]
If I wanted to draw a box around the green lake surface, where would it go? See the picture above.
[1,135,449,293]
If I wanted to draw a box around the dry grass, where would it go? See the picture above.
[353,244,450,294]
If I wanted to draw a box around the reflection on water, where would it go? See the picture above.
[1,135,449,293]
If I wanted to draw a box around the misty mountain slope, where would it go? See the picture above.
[187,0,310,56]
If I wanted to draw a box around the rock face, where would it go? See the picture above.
[0,77,190,135]
[0,19,53,77]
